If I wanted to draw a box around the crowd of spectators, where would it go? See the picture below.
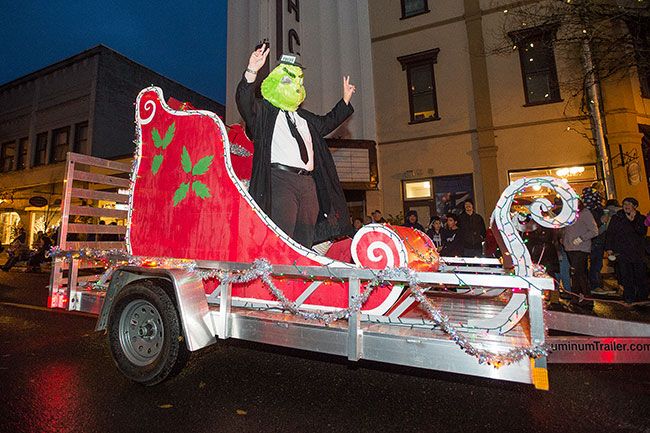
[1,217,124,272]
[355,183,649,307]
[520,182,648,308]
[353,199,487,260]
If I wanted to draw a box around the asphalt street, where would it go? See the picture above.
[1,270,650,433]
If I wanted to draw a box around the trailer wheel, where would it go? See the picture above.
[108,281,189,385]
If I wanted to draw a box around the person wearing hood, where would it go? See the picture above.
[236,43,355,248]
[457,199,486,257]
[605,197,648,304]
[403,210,425,232]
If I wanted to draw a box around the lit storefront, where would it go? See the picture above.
[508,164,599,195]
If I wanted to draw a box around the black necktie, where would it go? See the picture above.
[284,111,309,164]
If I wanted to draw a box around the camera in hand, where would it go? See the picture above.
[255,38,270,51]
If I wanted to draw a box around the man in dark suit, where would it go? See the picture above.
[236,44,356,248]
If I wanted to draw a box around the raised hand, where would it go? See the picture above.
[343,76,356,105]
[247,43,270,73]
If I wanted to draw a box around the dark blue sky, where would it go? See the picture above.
[0,0,229,103]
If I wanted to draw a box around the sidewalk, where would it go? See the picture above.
[548,274,650,323]
[0,265,51,308]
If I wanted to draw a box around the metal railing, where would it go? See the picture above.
[49,152,131,312]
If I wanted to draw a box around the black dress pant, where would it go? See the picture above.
[270,168,318,248]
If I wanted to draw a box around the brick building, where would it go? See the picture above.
[0,45,224,245]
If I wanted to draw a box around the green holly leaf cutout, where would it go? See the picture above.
[152,122,175,149]
[192,155,214,175]
[192,180,211,199]
[161,122,175,149]
[181,146,192,173]
[173,182,190,206]
[151,154,163,174]
[152,128,163,148]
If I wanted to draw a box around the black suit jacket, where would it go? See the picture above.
[235,74,354,243]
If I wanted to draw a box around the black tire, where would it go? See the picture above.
[108,280,189,385]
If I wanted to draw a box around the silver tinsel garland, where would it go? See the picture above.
[50,249,549,367]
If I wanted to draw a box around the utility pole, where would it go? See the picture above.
[581,38,616,199]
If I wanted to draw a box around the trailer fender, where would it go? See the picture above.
[96,267,217,351]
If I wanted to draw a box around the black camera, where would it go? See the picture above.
[255,38,270,51]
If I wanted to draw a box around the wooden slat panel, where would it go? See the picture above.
[69,152,132,172]
[70,188,130,204]
[65,241,126,250]
[73,170,131,188]
[68,205,129,219]
[67,223,127,234]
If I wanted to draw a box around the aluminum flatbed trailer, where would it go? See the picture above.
[92,259,553,389]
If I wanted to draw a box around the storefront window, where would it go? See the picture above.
[0,212,21,245]
[508,164,598,194]
[434,175,474,216]
[403,179,432,200]
[402,174,474,223]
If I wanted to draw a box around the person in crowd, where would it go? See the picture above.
[483,226,501,258]
[605,197,648,304]
[523,220,560,281]
[456,199,486,257]
[581,185,610,294]
[48,226,60,246]
[562,200,599,308]
[236,43,355,247]
[426,215,443,251]
[403,210,425,231]
[363,215,372,225]
[605,198,621,217]
[601,198,623,292]
[352,217,364,233]
[26,231,53,272]
[1,228,29,272]
[441,213,463,257]
[371,210,386,224]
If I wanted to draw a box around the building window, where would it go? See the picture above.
[17,137,28,170]
[400,0,429,19]
[509,25,561,105]
[34,132,48,166]
[73,122,89,153]
[1,141,15,173]
[51,127,70,163]
[404,179,433,200]
[397,48,440,123]
[402,174,474,224]
[627,18,650,98]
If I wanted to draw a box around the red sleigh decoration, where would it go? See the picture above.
[128,87,439,314]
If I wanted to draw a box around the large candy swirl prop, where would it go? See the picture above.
[351,224,409,269]
[491,176,579,277]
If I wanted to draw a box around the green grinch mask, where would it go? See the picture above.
[261,64,306,112]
